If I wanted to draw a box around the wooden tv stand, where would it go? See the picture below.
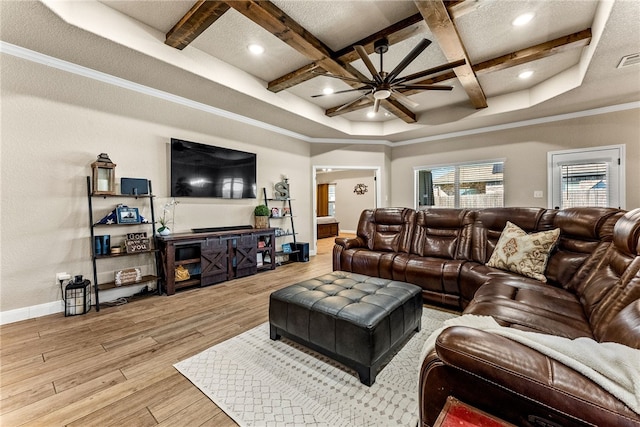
[156,227,276,295]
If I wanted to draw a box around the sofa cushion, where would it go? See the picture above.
[486,221,560,282]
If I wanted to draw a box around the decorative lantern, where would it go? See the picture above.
[64,276,91,316]
[91,153,116,195]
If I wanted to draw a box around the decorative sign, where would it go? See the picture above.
[125,238,150,253]
[126,232,147,240]
[115,268,142,286]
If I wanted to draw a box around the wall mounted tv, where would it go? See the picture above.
[170,138,257,199]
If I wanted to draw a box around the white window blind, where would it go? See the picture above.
[560,163,608,208]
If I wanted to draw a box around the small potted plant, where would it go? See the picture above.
[254,204,270,229]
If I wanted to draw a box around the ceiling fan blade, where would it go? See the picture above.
[396,84,453,91]
[393,59,466,85]
[373,98,381,113]
[312,71,370,85]
[390,91,419,108]
[335,90,373,112]
[354,45,382,84]
[311,87,370,98]
[385,38,432,83]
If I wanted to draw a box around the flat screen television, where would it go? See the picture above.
[170,138,257,199]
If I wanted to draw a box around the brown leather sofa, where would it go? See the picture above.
[333,206,640,426]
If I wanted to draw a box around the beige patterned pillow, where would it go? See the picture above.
[486,221,560,282]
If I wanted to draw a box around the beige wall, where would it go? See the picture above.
[2,50,639,317]
[316,170,376,232]
[311,144,392,207]
[391,109,640,210]
[1,54,311,313]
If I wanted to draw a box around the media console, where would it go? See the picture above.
[156,227,276,295]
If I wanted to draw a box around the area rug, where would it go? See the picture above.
[174,307,458,427]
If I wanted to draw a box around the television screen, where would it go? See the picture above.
[170,139,257,199]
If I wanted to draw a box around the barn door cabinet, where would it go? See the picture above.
[157,227,275,295]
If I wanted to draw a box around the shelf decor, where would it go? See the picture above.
[91,153,116,195]
[116,206,140,224]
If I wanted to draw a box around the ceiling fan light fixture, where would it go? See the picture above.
[373,89,391,100]
[512,13,534,27]
[247,43,265,55]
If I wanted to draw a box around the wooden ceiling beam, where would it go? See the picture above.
[414,0,488,109]
[473,28,592,74]
[327,28,592,116]
[165,1,230,50]
[226,1,358,81]
[268,13,426,93]
[381,99,417,123]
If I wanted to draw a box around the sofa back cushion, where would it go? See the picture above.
[470,208,556,264]
[545,207,623,290]
[581,209,640,341]
[356,208,416,253]
[411,209,475,259]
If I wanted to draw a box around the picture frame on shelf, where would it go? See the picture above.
[271,207,281,217]
[116,206,140,224]
[282,243,292,254]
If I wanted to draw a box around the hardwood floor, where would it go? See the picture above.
[0,237,343,426]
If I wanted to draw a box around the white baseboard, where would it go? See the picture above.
[0,300,65,325]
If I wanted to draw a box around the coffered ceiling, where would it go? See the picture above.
[2,0,639,143]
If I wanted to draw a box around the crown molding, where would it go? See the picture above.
[2,41,638,148]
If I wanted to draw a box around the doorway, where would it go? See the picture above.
[312,166,381,254]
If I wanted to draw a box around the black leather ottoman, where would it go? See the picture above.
[269,271,423,386]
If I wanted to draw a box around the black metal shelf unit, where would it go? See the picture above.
[86,176,160,311]
[263,187,298,264]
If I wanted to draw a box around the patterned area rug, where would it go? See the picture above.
[174,307,457,427]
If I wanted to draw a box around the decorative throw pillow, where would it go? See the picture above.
[486,221,560,282]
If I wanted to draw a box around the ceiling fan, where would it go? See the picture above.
[313,38,465,114]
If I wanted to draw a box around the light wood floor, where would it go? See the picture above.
[0,237,343,426]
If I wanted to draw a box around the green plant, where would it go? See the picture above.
[254,204,269,216]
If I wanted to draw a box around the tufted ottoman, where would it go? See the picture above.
[269,271,423,386]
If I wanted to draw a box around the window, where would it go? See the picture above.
[415,160,504,209]
[328,184,336,216]
[548,145,624,209]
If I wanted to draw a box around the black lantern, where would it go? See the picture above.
[91,153,116,195]
[64,276,91,316]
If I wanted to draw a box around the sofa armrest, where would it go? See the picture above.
[335,236,366,249]
[420,326,639,427]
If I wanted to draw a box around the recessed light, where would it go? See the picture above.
[248,44,265,55]
[366,111,376,118]
[512,13,534,27]
[518,70,534,79]
[322,87,334,95]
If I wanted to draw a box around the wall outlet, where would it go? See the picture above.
[533,191,544,198]
[56,272,71,285]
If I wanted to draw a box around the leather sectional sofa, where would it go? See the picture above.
[333,206,640,427]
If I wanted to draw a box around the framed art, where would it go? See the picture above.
[116,206,140,224]
[282,243,292,254]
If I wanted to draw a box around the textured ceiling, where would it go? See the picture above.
[2,0,639,142]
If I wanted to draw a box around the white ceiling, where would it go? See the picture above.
[1,0,639,143]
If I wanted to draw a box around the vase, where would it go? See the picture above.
[255,216,269,229]
[158,228,171,236]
